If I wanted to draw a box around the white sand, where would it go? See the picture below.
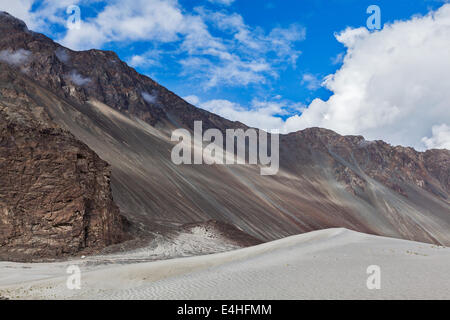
[0,228,449,300]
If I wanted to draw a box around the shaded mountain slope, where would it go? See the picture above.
[0,11,449,255]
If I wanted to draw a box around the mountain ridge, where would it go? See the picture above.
[1,12,449,261]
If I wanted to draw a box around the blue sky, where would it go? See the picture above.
[13,0,444,113]
[2,0,450,149]
[103,0,446,112]
[170,0,446,110]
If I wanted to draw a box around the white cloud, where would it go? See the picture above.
[0,0,36,28]
[200,99,285,129]
[68,70,91,86]
[55,47,70,63]
[331,52,344,65]
[141,91,158,104]
[207,0,236,6]
[267,24,305,66]
[0,49,31,65]
[186,95,303,130]
[128,50,161,68]
[0,0,83,31]
[4,1,449,150]
[202,9,305,65]
[180,56,273,88]
[178,8,304,87]
[59,0,184,50]
[184,95,200,105]
[56,1,305,87]
[3,0,304,89]
[301,73,322,91]
[182,4,450,151]
[282,4,450,150]
[422,124,450,149]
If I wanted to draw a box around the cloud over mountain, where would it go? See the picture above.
[284,4,450,150]
[204,4,450,150]
[4,1,450,150]
[4,0,304,89]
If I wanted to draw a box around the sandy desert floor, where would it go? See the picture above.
[0,228,449,300]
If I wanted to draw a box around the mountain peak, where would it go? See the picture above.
[0,12,237,130]
[1,12,450,263]
[0,11,29,32]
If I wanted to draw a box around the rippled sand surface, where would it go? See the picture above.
[1,228,449,300]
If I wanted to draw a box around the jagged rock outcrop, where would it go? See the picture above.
[0,65,128,262]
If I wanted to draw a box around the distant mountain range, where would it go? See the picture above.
[1,11,449,261]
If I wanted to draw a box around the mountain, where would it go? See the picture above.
[0,61,129,261]
[0,12,449,261]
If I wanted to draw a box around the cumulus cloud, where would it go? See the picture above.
[183,4,450,151]
[0,49,31,65]
[422,124,450,150]
[60,0,184,50]
[68,70,91,86]
[0,0,36,28]
[9,1,448,150]
[282,4,450,150]
[185,95,303,130]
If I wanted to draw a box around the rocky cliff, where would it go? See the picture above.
[0,11,449,258]
[0,64,128,262]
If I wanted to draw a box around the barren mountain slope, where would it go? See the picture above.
[0,11,449,253]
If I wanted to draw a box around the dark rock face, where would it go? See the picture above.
[0,66,128,262]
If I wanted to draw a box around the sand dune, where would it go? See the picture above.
[0,228,449,300]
